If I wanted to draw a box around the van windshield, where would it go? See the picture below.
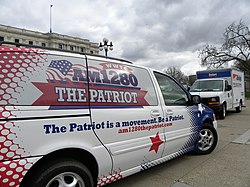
[190,80,223,92]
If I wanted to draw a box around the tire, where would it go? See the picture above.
[236,101,242,113]
[24,158,94,187]
[219,103,226,119]
[194,123,218,155]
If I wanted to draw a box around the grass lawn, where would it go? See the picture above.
[246,92,250,99]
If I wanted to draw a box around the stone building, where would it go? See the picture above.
[0,24,99,54]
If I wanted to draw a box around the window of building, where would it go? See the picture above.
[70,46,74,51]
[42,43,46,47]
[80,47,86,53]
[0,36,4,41]
[15,39,20,43]
[29,41,33,45]
[59,44,63,49]
[90,51,93,54]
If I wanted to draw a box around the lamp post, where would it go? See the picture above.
[99,38,113,56]
[49,4,53,33]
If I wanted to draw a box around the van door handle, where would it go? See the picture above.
[151,110,161,117]
[166,109,173,115]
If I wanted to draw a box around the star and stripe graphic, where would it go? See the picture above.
[149,132,164,153]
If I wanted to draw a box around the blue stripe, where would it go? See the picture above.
[49,105,143,110]
[91,83,141,90]
[90,106,143,109]
[49,106,89,110]
[197,71,231,79]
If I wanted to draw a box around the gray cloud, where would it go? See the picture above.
[1,0,250,74]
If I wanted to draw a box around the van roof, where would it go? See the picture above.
[197,68,241,74]
[0,41,133,64]
[196,78,225,81]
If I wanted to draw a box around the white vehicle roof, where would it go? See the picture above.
[196,78,225,81]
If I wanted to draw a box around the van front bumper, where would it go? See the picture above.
[201,97,222,114]
[207,104,223,113]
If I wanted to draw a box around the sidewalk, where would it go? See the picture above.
[173,100,250,187]
[106,100,250,187]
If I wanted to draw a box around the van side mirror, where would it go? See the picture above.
[226,85,232,91]
[191,95,201,105]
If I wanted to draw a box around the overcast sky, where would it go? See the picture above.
[1,0,250,75]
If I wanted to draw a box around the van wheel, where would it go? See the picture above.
[194,123,218,155]
[25,158,94,187]
[236,101,242,113]
[219,103,226,119]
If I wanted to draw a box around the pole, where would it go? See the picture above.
[99,38,113,57]
[105,48,108,57]
[50,5,53,33]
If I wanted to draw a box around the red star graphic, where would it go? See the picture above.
[149,132,164,153]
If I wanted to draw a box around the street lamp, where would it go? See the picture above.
[99,38,113,56]
[49,4,53,33]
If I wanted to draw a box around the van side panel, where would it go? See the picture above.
[84,57,166,185]
[0,47,111,186]
[231,69,245,106]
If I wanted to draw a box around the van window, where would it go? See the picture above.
[154,72,188,106]
[225,80,229,91]
[190,80,223,92]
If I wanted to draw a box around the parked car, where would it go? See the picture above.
[190,68,245,119]
[0,42,218,187]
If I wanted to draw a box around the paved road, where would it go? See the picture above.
[106,100,250,187]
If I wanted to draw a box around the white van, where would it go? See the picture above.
[0,42,217,187]
[190,68,245,119]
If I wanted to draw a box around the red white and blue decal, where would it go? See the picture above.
[0,47,151,109]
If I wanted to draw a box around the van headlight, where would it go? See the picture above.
[208,97,220,105]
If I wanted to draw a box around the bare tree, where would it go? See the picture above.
[165,67,189,85]
[199,20,250,75]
